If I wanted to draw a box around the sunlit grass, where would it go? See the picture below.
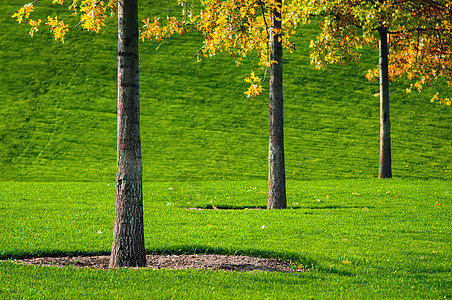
[0,180,450,298]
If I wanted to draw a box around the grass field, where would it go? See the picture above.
[1,180,450,298]
[0,0,451,298]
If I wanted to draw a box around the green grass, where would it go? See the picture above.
[0,180,450,298]
[1,264,448,299]
[1,0,451,298]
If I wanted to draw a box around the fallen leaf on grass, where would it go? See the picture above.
[342,260,352,264]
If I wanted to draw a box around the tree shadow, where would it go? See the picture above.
[187,204,373,210]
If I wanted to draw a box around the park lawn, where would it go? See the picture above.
[1,0,451,298]
[0,179,450,299]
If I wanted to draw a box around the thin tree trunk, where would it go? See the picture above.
[268,0,286,209]
[109,0,146,268]
[378,25,392,179]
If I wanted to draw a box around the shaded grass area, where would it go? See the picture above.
[0,180,450,298]
[1,1,451,182]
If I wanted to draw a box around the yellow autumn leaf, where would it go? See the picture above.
[342,260,352,264]
[244,83,263,98]
[12,4,35,24]
[28,19,42,37]
[46,16,70,43]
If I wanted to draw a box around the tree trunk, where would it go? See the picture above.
[378,26,392,179]
[109,0,146,268]
[267,0,286,209]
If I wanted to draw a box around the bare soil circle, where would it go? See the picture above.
[8,254,309,272]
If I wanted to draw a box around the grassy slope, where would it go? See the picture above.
[1,0,450,182]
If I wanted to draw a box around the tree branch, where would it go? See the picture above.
[28,0,41,6]
[389,27,452,35]
[73,0,103,28]
[195,44,206,57]
[258,0,270,84]
[258,0,270,32]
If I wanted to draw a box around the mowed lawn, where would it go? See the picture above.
[0,180,450,298]
[0,0,451,298]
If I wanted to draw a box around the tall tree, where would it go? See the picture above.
[12,0,154,267]
[267,0,286,208]
[378,24,391,178]
[202,0,294,209]
[304,0,452,178]
[110,0,146,268]
[146,0,305,208]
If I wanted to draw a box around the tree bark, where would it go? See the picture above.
[267,0,286,209]
[378,25,392,179]
[109,0,146,268]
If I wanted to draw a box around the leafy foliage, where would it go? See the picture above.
[140,0,306,96]
[194,0,305,95]
[243,70,264,97]
[12,0,452,103]
[303,0,452,104]
[12,0,118,42]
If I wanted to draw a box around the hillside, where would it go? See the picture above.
[1,0,450,182]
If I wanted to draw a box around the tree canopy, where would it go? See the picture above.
[139,0,307,97]
[304,0,452,105]
[12,0,118,42]
[15,0,450,104]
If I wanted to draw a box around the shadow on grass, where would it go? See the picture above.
[187,205,267,210]
[0,250,111,260]
[188,205,373,210]
[306,205,374,210]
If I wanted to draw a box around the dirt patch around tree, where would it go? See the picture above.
[7,254,309,272]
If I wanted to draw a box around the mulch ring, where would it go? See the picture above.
[7,254,310,272]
